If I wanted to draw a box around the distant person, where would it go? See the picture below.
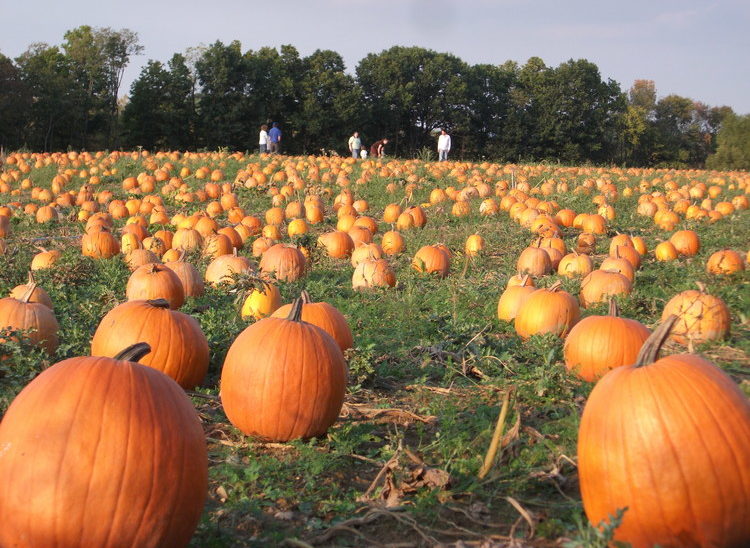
[259,124,269,154]
[268,122,282,154]
[369,138,389,158]
[348,131,362,159]
[437,128,451,162]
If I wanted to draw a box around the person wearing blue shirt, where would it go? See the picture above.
[268,122,282,154]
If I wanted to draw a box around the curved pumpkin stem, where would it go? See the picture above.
[634,315,678,367]
[299,290,313,304]
[27,271,36,285]
[114,342,152,363]
[695,281,707,294]
[521,274,530,286]
[147,299,171,309]
[286,297,305,322]
[548,280,563,292]
[608,298,619,317]
[177,249,186,263]
[20,282,38,303]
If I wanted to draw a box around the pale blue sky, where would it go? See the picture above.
[2,0,748,114]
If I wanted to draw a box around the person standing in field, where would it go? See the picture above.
[369,138,389,158]
[348,131,362,159]
[437,128,451,162]
[259,124,269,154]
[268,122,282,154]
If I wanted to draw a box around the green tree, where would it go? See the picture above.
[706,113,750,170]
[122,61,172,149]
[356,46,469,157]
[15,43,77,151]
[0,53,30,150]
[296,49,361,154]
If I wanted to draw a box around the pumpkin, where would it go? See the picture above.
[669,229,700,257]
[259,243,307,282]
[351,243,384,268]
[205,251,256,286]
[516,246,552,277]
[599,256,635,283]
[557,252,593,278]
[654,240,679,261]
[272,291,353,352]
[497,281,536,322]
[92,300,209,389]
[82,226,120,259]
[30,248,61,270]
[126,263,185,309]
[172,228,204,252]
[706,249,745,275]
[465,234,485,256]
[514,281,580,338]
[241,280,282,320]
[202,233,233,259]
[507,274,535,288]
[578,316,750,548]
[164,252,205,297]
[124,248,160,271]
[579,270,632,308]
[563,299,650,381]
[221,298,347,441]
[661,283,730,345]
[10,271,53,309]
[381,230,405,255]
[0,343,208,547]
[352,258,396,289]
[412,245,450,277]
[0,283,59,354]
[317,231,355,259]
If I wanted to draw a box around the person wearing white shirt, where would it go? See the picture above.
[259,124,269,154]
[437,129,451,162]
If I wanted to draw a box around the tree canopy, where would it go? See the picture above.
[0,30,745,170]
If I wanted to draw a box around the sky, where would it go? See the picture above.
[1,0,748,114]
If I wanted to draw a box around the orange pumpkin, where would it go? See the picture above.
[126,263,185,309]
[563,299,650,381]
[221,298,347,441]
[0,343,208,547]
[661,284,730,345]
[92,300,209,389]
[272,291,353,352]
[578,317,750,548]
[514,282,580,338]
[0,283,59,354]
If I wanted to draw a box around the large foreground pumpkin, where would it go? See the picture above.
[578,316,750,547]
[221,298,347,442]
[0,343,208,547]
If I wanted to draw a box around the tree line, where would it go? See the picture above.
[1,26,748,169]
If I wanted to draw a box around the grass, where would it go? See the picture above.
[1,152,749,546]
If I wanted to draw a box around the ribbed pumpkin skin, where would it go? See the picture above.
[0,296,59,354]
[272,300,353,352]
[578,354,750,547]
[221,318,347,441]
[126,263,185,309]
[514,287,580,338]
[164,259,205,297]
[563,316,650,381]
[0,356,207,547]
[91,301,210,389]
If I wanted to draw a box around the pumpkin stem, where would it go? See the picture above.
[147,299,171,309]
[20,282,38,303]
[634,315,678,367]
[521,274,530,286]
[286,297,305,322]
[300,290,313,304]
[695,281,707,293]
[27,270,36,285]
[114,342,152,363]
[177,249,186,262]
[149,263,158,273]
[608,298,619,317]
[548,280,563,292]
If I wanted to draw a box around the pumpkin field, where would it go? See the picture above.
[0,150,749,547]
